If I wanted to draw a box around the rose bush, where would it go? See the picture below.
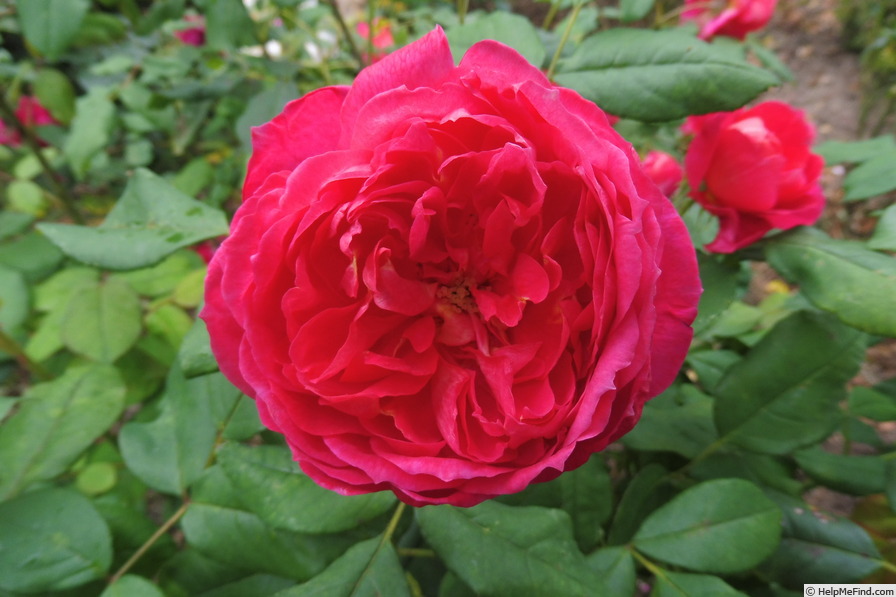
[681,0,778,40]
[683,100,825,253]
[202,28,701,506]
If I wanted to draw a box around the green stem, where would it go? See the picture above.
[542,2,560,30]
[108,499,190,585]
[397,547,435,558]
[0,94,84,225]
[322,0,363,70]
[366,0,375,67]
[545,2,583,81]
[628,545,665,578]
[0,327,52,381]
[457,0,469,25]
[382,502,407,545]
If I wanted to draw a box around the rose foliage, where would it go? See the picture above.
[2,1,896,596]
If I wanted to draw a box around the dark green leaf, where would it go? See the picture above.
[794,447,886,496]
[622,384,716,458]
[650,570,747,597]
[61,276,142,363]
[34,68,76,124]
[0,488,111,593]
[693,253,741,336]
[690,452,802,496]
[218,443,396,534]
[585,547,635,596]
[205,0,257,50]
[118,366,241,494]
[197,574,295,597]
[0,230,64,281]
[0,364,126,499]
[101,574,166,597]
[849,385,896,421]
[759,491,882,586]
[0,264,29,332]
[273,536,411,597]
[685,349,740,392]
[447,12,546,67]
[18,0,89,60]
[607,463,672,545]
[766,228,896,336]
[620,0,654,22]
[554,29,778,122]
[38,168,230,270]
[235,82,298,150]
[713,311,866,454]
[633,479,781,574]
[417,501,608,597]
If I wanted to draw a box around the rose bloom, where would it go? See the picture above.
[642,150,683,197]
[175,15,206,46]
[0,96,57,147]
[681,0,777,40]
[202,28,700,507]
[684,100,825,254]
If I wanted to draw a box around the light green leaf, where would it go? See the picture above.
[18,0,89,61]
[274,536,411,597]
[0,264,29,332]
[417,501,609,597]
[633,479,781,574]
[713,311,866,454]
[62,86,116,179]
[766,227,896,336]
[205,0,257,50]
[34,68,77,124]
[585,547,636,596]
[179,318,221,377]
[111,250,206,297]
[555,28,778,122]
[0,488,111,593]
[101,574,166,597]
[38,168,230,270]
[759,491,882,585]
[0,364,126,499]
[218,443,396,534]
[118,366,241,494]
[869,203,896,251]
[61,276,142,363]
[446,11,546,68]
[843,149,896,200]
[236,82,299,150]
[620,0,654,22]
[815,135,896,164]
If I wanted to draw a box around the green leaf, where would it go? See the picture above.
[38,168,230,270]
[62,86,116,179]
[690,452,803,496]
[650,570,747,597]
[554,29,778,122]
[843,149,896,200]
[61,276,142,363]
[620,0,654,22]
[446,12,546,68]
[794,447,886,496]
[713,311,866,455]
[235,81,299,150]
[18,0,89,61]
[607,463,672,545]
[685,349,740,392]
[205,0,257,50]
[0,487,111,593]
[622,384,716,458]
[815,135,896,164]
[0,364,126,499]
[869,203,896,251]
[633,479,781,574]
[195,574,295,597]
[7,178,49,216]
[218,443,396,534]
[101,574,166,597]
[0,230,64,282]
[759,491,882,585]
[179,318,221,377]
[34,68,77,124]
[692,253,741,336]
[118,366,241,494]
[766,228,896,336]
[585,547,635,596]
[0,264,29,332]
[111,249,205,297]
[417,501,608,597]
[849,385,896,421]
[273,536,411,597]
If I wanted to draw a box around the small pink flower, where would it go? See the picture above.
[356,18,395,62]
[642,150,683,197]
[681,0,777,40]
[175,15,206,46]
[684,100,824,253]
[0,96,58,147]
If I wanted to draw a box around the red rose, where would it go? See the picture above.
[0,96,58,147]
[642,150,683,197]
[684,101,824,254]
[681,0,777,40]
[174,15,206,47]
[202,28,700,506]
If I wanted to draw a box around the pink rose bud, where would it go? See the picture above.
[202,28,701,507]
[0,96,58,147]
[175,15,206,46]
[642,150,683,197]
[681,0,777,40]
[684,100,825,253]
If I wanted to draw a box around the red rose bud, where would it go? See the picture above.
[642,150,683,197]
[681,0,777,40]
[684,100,825,254]
[202,28,701,507]
[175,15,206,46]
[0,96,58,147]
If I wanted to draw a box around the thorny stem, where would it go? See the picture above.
[546,2,583,81]
[322,0,363,70]
[108,500,190,585]
[0,94,85,225]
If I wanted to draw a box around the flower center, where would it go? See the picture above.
[436,276,479,314]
